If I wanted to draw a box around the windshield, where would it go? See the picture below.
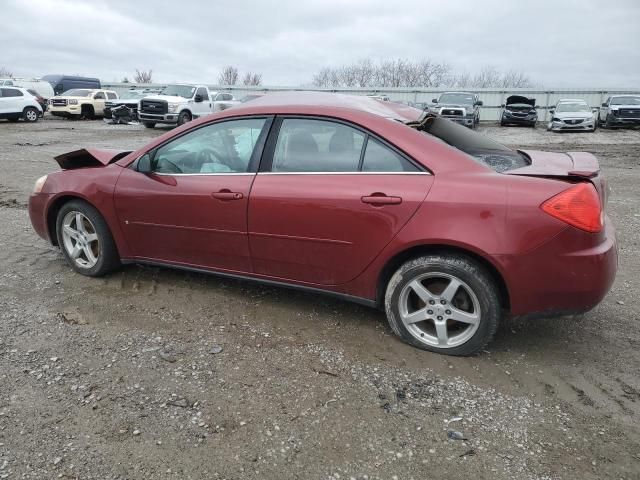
[421,116,528,172]
[120,90,149,100]
[611,96,640,105]
[438,93,474,105]
[556,102,590,113]
[61,89,92,97]
[160,85,196,98]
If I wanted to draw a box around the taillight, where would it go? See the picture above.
[540,182,602,233]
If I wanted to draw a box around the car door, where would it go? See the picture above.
[194,87,211,117]
[114,116,271,272]
[93,91,106,115]
[0,88,22,113]
[247,117,433,286]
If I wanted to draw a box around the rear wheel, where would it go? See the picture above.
[177,110,192,126]
[385,255,501,356]
[23,107,39,122]
[56,200,120,277]
[143,122,156,128]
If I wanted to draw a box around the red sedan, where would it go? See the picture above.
[28,92,617,355]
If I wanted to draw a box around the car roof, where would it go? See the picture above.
[236,91,423,122]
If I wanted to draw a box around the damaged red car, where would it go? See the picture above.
[28,92,617,355]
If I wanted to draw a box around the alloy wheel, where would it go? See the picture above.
[398,272,481,349]
[61,211,100,269]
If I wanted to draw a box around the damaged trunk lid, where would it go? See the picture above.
[54,148,132,170]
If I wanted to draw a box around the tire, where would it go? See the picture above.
[177,110,192,126]
[80,105,95,120]
[23,107,39,122]
[604,114,614,129]
[143,122,156,129]
[55,200,120,277]
[384,254,501,356]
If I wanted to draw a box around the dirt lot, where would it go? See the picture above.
[0,117,639,480]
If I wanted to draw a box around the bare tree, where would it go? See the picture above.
[134,69,153,83]
[242,72,263,86]
[219,66,239,85]
[0,66,13,78]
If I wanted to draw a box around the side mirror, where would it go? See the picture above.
[475,101,483,106]
[137,153,152,173]
[194,94,203,103]
[501,104,506,108]
[549,109,555,114]
[431,98,438,103]
[601,102,607,107]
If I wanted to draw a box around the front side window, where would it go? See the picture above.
[151,118,267,174]
[272,119,365,172]
[106,92,117,99]
[94,92,105,100]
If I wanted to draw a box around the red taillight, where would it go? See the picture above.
[540,182,602,233]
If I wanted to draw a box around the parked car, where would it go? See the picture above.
[500,95,537,127]
[430,92,482,128]
[0,87,42,122]
[27,92,617,356]
[547,99,597,132]
[26,89,48,113]
[598,94,640,128]
[0,78,54,102]
[49,89,118,119]
[103,89,160,120]
[42,75,101,96]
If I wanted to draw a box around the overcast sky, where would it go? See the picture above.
[2,0,639,88]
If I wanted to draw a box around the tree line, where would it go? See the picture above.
[311,59,535,89]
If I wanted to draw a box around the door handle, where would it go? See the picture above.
[361,194,402,205]
[212,190,243,201]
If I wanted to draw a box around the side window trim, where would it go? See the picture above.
[260,114,428,174]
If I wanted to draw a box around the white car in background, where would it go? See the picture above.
[0,86,43,122]
[547,99,597,132]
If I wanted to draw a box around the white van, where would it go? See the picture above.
[0,78,55,100]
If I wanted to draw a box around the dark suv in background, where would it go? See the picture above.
[430,92,482,128]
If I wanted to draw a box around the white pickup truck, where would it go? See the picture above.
[137,84,240,128]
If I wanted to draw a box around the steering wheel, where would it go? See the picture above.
[197,148,226,166]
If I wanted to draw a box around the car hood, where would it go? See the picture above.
[107,98,140,104]
[610,104,640,109]
[437,103,473,108]
[553,111,593,119]
[142,95,188,102]
[54,148,132,169]
[54,96,94,101]
[506,95,535,107]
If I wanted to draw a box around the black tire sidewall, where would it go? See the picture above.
[177,111,191,126]
[55,200,119,277]
[385,255,501,356]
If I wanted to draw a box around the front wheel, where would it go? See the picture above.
[56,200,120,276]
[384,255,501,356]
[177,110,192,126]
[23,107,39,122]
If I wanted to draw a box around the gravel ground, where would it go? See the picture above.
[0,117,639,480]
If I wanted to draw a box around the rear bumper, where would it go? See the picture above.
[498,217,618,317]
[28,192,52,242]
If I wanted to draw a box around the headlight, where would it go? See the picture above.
[68,99,77,105]
[33,175,48,193]
[552,117,561,122]
[168,102,181,113]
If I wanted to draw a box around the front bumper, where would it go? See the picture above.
[28,192,53,243]
[502,113,537,125]
[138,112,178,124]
[608,115,640,126]
[549,119,595,131]
[499,216,618,317]
[442,116,475,127]
[49,105,82,117]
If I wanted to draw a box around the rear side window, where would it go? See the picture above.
[1,88,23,97]
[272,118,365,172]
[362,138,419,172]
[94,92,105,99]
